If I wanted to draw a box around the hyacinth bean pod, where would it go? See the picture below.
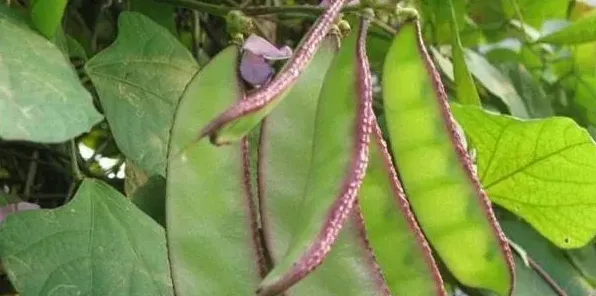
[259,34,388,295]
[358,120,448,296]
[198,0,349,145]
[382,20,515,295]
[166,46,266,295]
[257,18,374,296]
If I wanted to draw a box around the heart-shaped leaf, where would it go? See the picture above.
[86,12,198,176]
[0,179,174,296]
[0,4,102,142]
[452,104,596,248]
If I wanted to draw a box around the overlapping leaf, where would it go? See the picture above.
[86,12,198,176]
[0,4,102,142]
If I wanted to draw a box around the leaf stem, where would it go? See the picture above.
[152,0,395,17]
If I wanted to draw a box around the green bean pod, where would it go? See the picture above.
[198,0,349,145]
[257,18,374,296]
[358,120,447,296]
[167,46,266,295]
[382,20,515,295]
[259,34,388,295]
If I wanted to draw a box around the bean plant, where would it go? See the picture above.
[0,0,596,295]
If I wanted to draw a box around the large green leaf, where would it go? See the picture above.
[0,179,174,296]
[567,243,596,285]
[0,4,102,142]
[500,213,594,295]
[537,10,596,44]
[86,12,198,176]
[452,104,596,248]
[29,0,67,39]
[167,46,265,295]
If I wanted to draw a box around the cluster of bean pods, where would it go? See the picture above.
[167,2,515,296]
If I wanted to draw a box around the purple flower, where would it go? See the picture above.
[0,202,40,223]
[240,34,292,87]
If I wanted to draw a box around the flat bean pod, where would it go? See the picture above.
[259,35,387,295]
[382,20,515,295]
[359,120,447,296]
[167,46,266,295]
[257,18,374,296]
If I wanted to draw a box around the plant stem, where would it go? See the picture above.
[70,140,84,181]
[153,0,395,17]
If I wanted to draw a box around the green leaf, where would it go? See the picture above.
[501,63,554,118]
[452,104,596,248]
[511,257,559,296]
[500,212,594,295]
[86,12,198,176]
[501,0,568,29]
[464,49,530,118]
[537,10,596,44]
[129,0,176,34]
[0,179,174,296]
[448,0,481,106]
[570,76,596,126]
[30,0,67,39]
[167,46,266,295]
[567,243,596,285]
[382,20,514,296]
[131,175,166,226]
[0,5,102,142]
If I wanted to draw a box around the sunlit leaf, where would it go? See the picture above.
[453,104,596,248]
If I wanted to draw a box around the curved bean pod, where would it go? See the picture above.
[167,46,266,295]
[197,0,349,145]
[382,20,515,295]
[257,18,374,296]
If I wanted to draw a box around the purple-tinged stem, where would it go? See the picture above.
[242,137,269,278]
[198,0,349,143]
